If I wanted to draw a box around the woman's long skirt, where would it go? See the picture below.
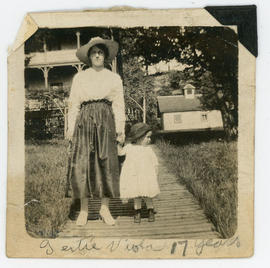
[65,100,120,199]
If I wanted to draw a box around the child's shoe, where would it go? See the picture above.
[134,209,141,223]
[148,209,155,222]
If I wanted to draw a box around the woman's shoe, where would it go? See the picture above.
[99,208,116,226]
[134,209,141,223]
[76,211,88,226]
[148,209,155,222]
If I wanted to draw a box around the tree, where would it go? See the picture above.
[122,57,158,129]
[118,26,238,135]
[157,71,187,96]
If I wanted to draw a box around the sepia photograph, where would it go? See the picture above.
[24,26,238,240]
[6,7,255,259]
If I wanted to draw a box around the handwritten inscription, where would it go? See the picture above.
[61,237,101,254]
[124,239,167,253]
[170,240,188,256]
[194,236,241,256]
[40,240,54,255]
[39,236,241,257]
[106,239,167,253]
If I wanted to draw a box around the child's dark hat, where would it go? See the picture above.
[127,123,152,142]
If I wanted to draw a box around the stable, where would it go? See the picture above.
[157,88,223,133]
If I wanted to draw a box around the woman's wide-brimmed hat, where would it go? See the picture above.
[76,37,119,65]
[127,123,152,143]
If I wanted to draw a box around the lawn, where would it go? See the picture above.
[25,139,72,238]
[25,138,237,239]
[156,139,238,238]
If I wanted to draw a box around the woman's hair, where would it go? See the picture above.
[87,44,109,60]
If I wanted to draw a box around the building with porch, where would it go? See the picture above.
[24,28,119,139]
[25,28,119,93]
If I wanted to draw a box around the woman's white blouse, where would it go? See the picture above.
[67,68,125,137]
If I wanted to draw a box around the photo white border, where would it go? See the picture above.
[6,8,254,259]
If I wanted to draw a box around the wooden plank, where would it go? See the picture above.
[64,220,214,230]
[60,225,215,236]
[59,145,220,239]
[72,209,211,217]
[59,227,217,238]
[59,230,220,239]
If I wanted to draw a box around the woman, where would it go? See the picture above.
[66,37,125,226]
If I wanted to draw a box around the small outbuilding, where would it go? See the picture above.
[157,89,223,133]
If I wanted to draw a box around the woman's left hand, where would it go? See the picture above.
[116,132,125,146]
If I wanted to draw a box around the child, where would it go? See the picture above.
[120,123,160,223]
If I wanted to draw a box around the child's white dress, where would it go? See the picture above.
[120,144,160,198]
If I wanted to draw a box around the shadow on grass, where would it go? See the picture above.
[152,130,226,146]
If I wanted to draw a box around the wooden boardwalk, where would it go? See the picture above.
[59,145,220,239]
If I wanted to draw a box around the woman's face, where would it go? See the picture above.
[89,46,105,68]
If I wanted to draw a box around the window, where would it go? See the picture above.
[187,89,192,94]
[174,114,182,124]
[201,114,208,121]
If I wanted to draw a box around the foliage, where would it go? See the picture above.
[26,87,70,101]
[118,26,238,135]
[25,26,238,138]
[156,139,238,238]
[122,57,159,130]
[157,70,187,96]
[25,89,68,140]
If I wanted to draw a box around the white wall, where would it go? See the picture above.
[162,110,223,131]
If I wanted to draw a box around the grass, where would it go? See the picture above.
[25,137,237,239]
[25,139,72,238]
[156,138,238,238]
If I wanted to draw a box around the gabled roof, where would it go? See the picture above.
[157,95,202,113]
[184,83,195,90]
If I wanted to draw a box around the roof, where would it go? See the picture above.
[184,83,195,90]
[157,95,202,113]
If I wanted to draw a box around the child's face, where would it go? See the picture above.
[139,131,152,146]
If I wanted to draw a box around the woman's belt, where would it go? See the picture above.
[80,99,112,109]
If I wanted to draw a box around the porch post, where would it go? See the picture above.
[39,66,52,89]
[76,31,81,49]
[110,28,117,73]
[72,64,84,72]
[64,106,68,138]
